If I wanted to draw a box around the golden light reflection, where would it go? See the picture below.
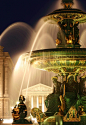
[56,39,60,46]
[67,40,72,44]
[11,106,14,110]
[3,119,13,124]
[16,101,19,106]
[39,97,42,104]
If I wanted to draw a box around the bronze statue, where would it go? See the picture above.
[79,76,86,96]
[78,76,86,113]
[12,95,27,123]
[65,75,78,93]
[52,76,63,94]
[64,75,79,113]
[45,76,63,116]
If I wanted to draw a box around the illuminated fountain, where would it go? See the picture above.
[21,0,86,125]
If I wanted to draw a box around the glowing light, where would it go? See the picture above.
[3,119,13,123]
[56,39,60,46]
[42,97,44,112]
[31,96,33,109]
[37,96,39,108]
[67,40,72,44]
[16,101,19,106]
[31,117,38,123]
[11,106,14,110]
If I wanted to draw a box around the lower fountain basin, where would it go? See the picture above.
[22,48,86,75]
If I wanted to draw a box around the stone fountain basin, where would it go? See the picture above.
[22,48,86,75]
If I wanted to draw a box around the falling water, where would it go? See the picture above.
[1,22,35,63]
[8,20,57,102]
[17,21,49,99]
[25,20,57,99]
[18,61,28,96]
[1,22,35,105]
[78,23,86,48]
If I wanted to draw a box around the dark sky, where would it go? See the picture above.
[0,0,56,34]
[0,0,86,34]
[1,0,86,64]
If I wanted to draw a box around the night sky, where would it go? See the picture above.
[1,0,86,64]
[0,0,51,34]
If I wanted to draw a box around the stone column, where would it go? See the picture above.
[3,65,9,118]
[31,96,33,109]
[42,96,44,112]
[34,96,37,108]
[0,61,3,97]
[4,66,8,97]
[28,96,31,115]
[44,96,47,112]
[37,96,39,108]
[3,98,9,118]
[0,61,4,119]
[0,98,3,119]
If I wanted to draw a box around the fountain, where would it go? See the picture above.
[20,0,86,125]
[10,0,86,125]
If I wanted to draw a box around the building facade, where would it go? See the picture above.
[0,46,14,119]
[22,83,53,115]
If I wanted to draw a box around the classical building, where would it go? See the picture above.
[0,46,14,118]
[22,83,53,115]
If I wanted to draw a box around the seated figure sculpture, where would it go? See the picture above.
[78,76,86,113]
[12,95,28,123]
[45,76,63,116]
[64,75,79,114]
[79,76,86,96]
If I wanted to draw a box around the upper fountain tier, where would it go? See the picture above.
[43,0,86,24]
[22,0,86,75]
[44,8,86,23]
[43,0,86,48]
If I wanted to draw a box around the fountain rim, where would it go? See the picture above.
[22,48,86,60]
[21,48,86,75]
[43,8,86,24]
[47,8,86,15]
[28,47,86,53]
